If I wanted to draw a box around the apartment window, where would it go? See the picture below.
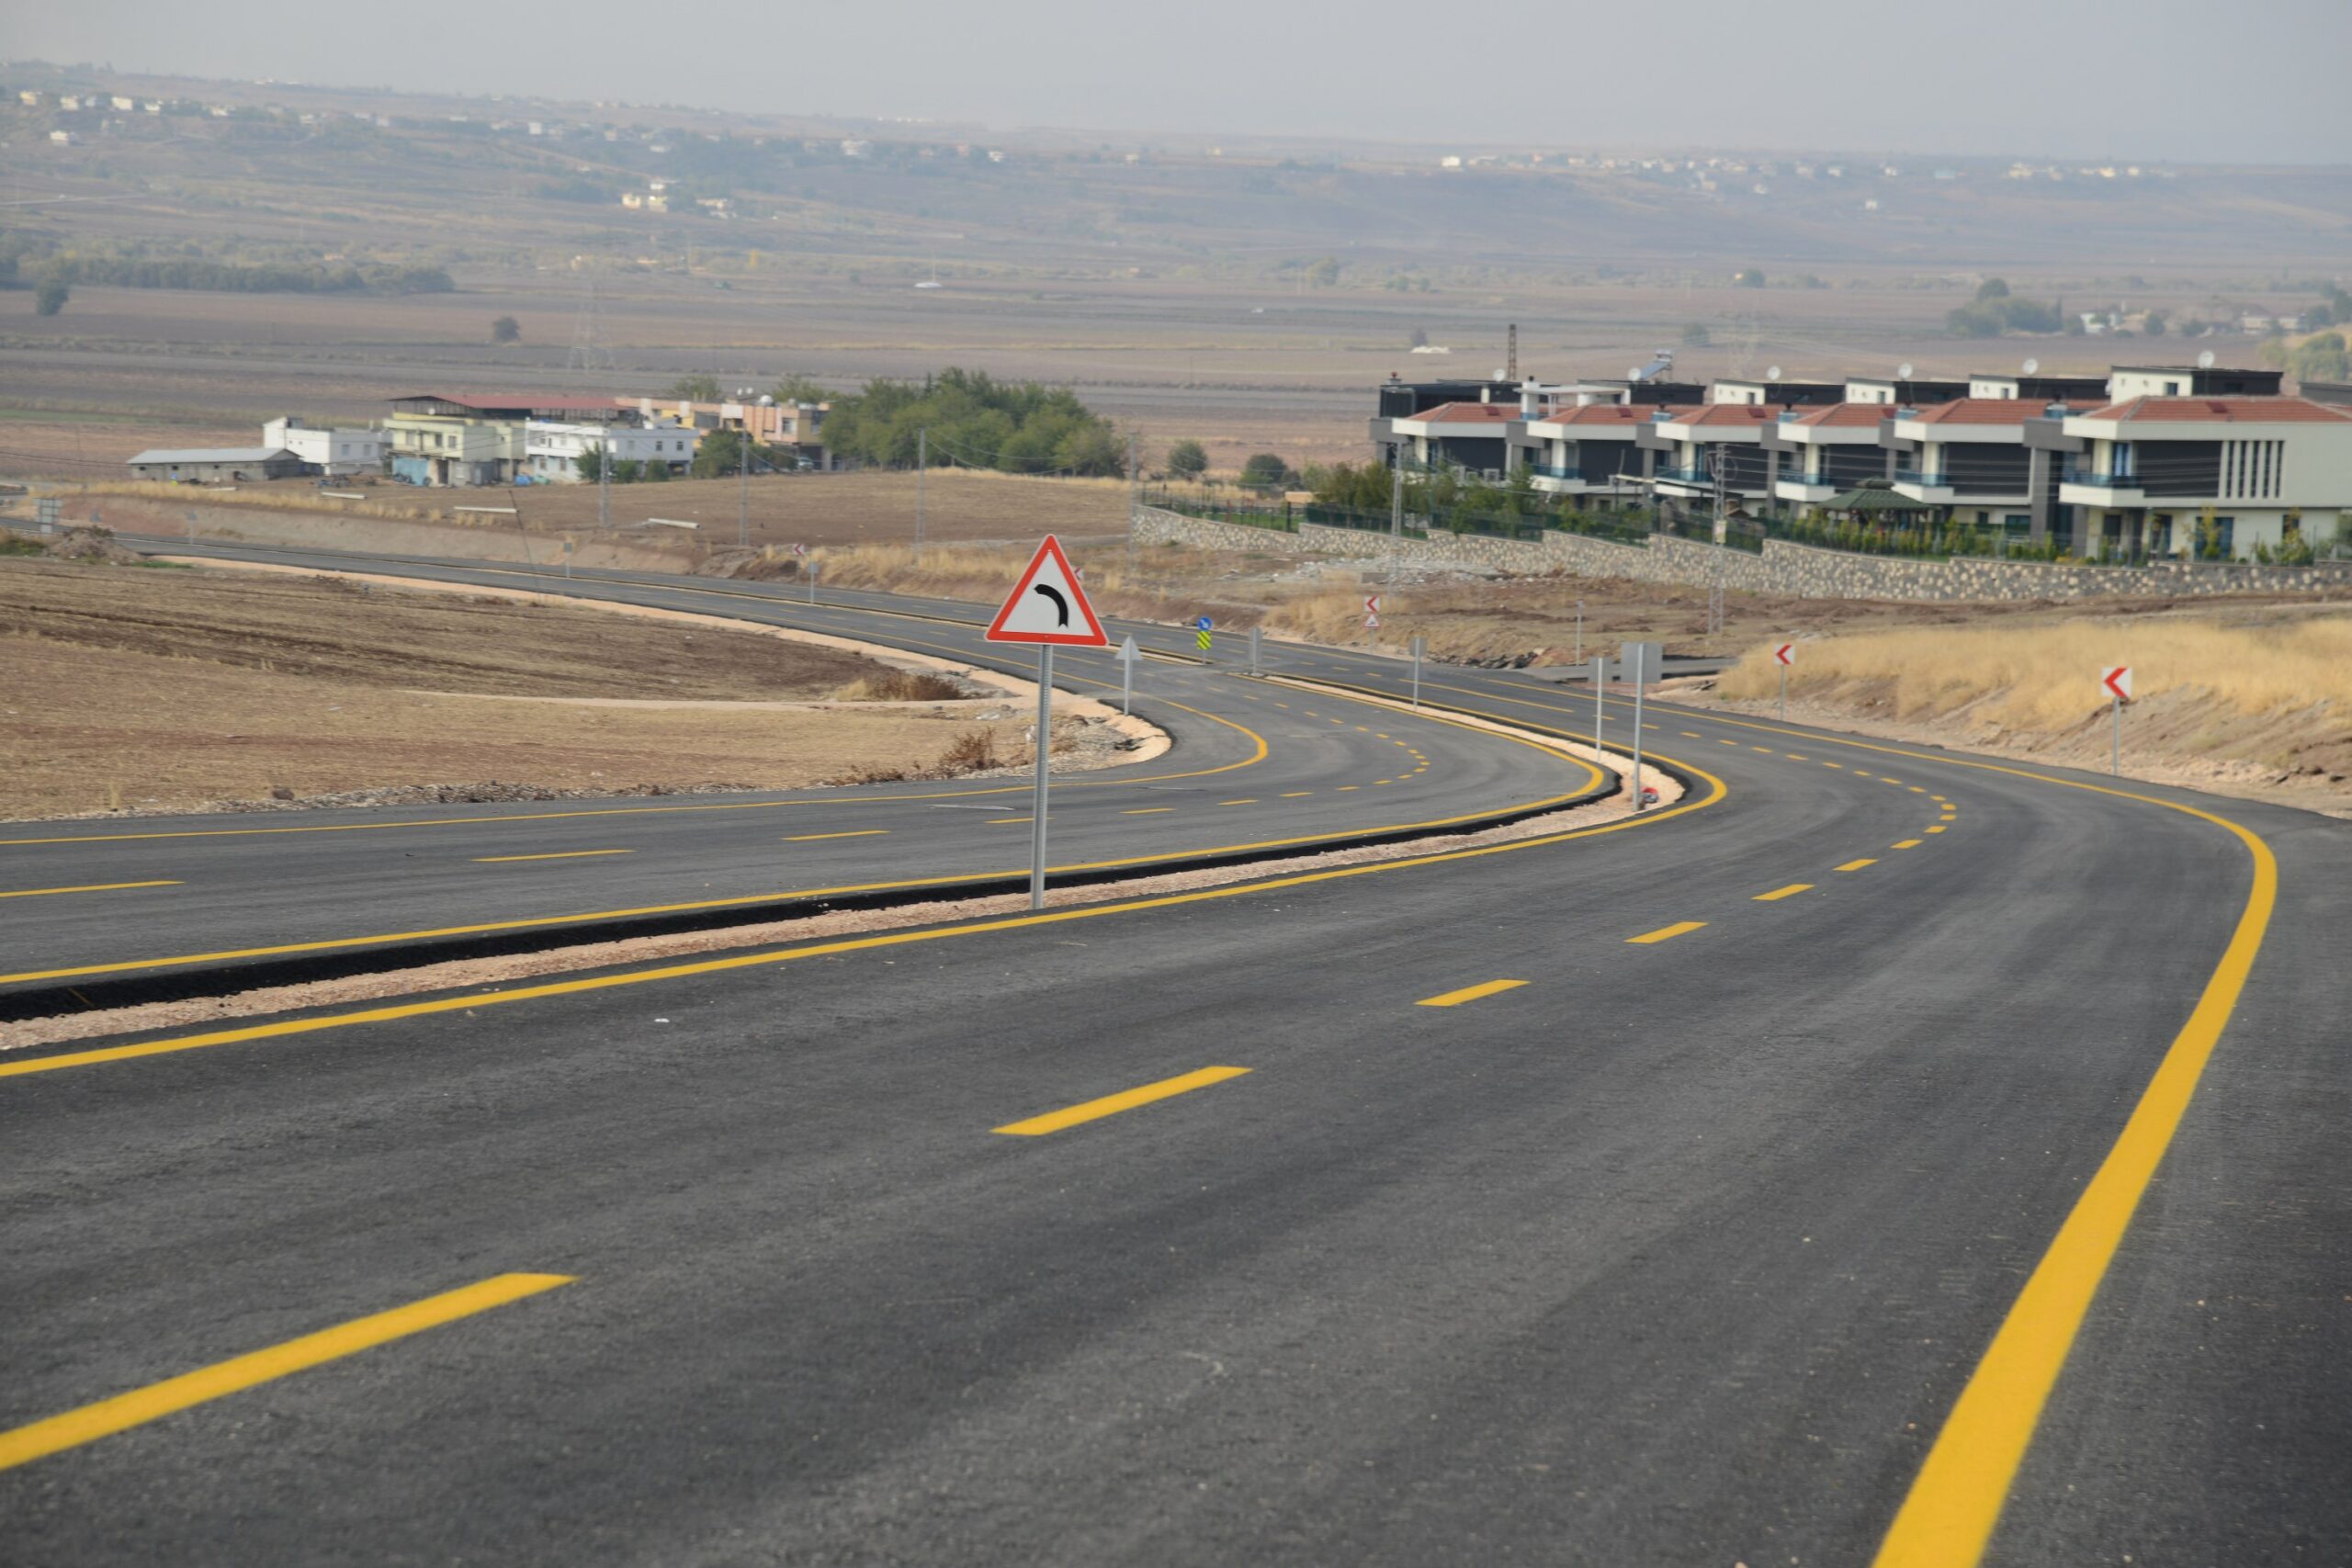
[2111,441,2134,479]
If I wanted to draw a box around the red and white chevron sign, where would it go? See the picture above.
[1773,642,1796,666]
[2101,665,2133,702]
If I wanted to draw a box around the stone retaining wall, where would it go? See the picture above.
[1130,505,2352,604]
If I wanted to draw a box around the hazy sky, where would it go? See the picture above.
[10,0,2349,163]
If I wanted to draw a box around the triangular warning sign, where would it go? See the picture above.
[985,535,1109,647]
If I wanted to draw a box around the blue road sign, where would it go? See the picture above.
[1194,615,1213,631]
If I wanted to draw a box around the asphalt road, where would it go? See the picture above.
[1,538,1600,1009]
[3,549,2346,1565]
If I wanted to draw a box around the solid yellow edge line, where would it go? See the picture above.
[783,830,888,841]
[0,1272,573,1473]
[0,759,1728,1079]
[1626,921,1706,944]
[994,1066,1250,1135]
[0,880,182,900]
[1415,979,1528,1008]
[1871,809,2276,1568]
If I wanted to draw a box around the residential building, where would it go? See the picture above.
[2105,364,2283,400]
[627,396,832,468]
[525,420,701,482]
[1710,377,1845,407]
[1843,377,1966,406]
[1644,405,1780,502]
[1765,404,1896,509]
[1380,402,1519,476]
[262,417,385,476]
[1882,400,2078,533]
[383,416,519,486]
[1522,404,1679,502]
[128,446,310,483]
[1969,372,2111,401]
[2052,397,2352,558]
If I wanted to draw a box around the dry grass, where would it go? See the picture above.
[1715,616,2352,731]
[1708,610,2352,810]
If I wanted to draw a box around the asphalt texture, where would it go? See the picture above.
[0,537,1599,1009]
[3,543,2346,1566]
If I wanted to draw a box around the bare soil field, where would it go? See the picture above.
[0,557,1072,819]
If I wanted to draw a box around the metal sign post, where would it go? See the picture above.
[1621,641,1663,810]
[1030,644,1053,908]
[1590,653,1608,762]
[1195,615,1213,656]
[1410,635,1425,710]
[1117,635,1139,715]
[2101,665,2133,774]
[1773,640,1795,720]
[1574,599,1584,667]
[985,536,1111,911]
[807,561,819,604]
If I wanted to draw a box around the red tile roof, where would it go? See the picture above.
[1790,403,1892,428]
[2074,396,2352,423]
[1659,404,1779,427]
[1892,398,2074,426]
[1530,403,1691,429]
[1408,401,1520,424]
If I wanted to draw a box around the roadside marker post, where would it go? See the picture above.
[807,560,819,604]
[1620,640,1663,810]
[1589,653,1608,762]
[1195,615,1213,656]
[987,536,1112,910]
[1574,598,1584,668]
[1410,635,1425,710]
[2101,664,2133,775]
[1773,639,1796,720]
[1364,594,1382,639]
[1117,635,1139,716]
[1249,625,1261,678]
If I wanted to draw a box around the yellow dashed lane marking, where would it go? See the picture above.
[784,830,889,842]
[1894,840,1924,850]
[1415,979,1528,1008]
[474,850,630,863]
[0,880,183,900]
[1754,884,1812,902]
[993,1066,1250,1136]
[1627,921,1707,944]
[1837,858,1878,872]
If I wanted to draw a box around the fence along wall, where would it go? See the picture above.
[1130,505,2352,604]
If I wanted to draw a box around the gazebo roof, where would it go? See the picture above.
[1823,478,1932,514]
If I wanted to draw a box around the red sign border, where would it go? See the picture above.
[985,534,1111,648]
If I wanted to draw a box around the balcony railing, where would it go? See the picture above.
[1652,465,1714,485]
[2062,468,2142,489]
[1892,468,1947,487]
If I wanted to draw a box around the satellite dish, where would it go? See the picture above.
[1897,362,1914,380]
[2198,348,2217,368]
[1628,367,1644,379]
[1767,366,1782,381]
[2022,357,2040,375]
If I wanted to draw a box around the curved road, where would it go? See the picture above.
[1,545,2344,1567]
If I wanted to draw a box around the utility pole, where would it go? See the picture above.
[1125,431,1139,579]
[915,426,926,564]
[597,431,610,535]
[738,421,752,549]
[1707,446,1730,637]
[1574,597,1584,667]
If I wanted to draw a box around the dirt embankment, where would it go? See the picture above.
[1704,609,2352,818]
[0,557,1144,820]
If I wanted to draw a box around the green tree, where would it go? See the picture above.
[490,315,521,344]
[611,458,643,483]
[2143,310,2168,337]
[1305,255,1340,287]
[1680,321,1712,346]
[2290,331,2350,384]
[34,277,69,317]
[1238,452,1292,489]
[666,374,722,401]
[771,375,827,404]
[1166,439,1208,479]
[575,445,609,481]
[1975,276,2011,301]
[1735,268,1765,288]
[641,457,671,482]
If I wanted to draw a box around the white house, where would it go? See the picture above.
[2057,396,2352,558]
[524,420,701,482]
[263,417,387,476]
